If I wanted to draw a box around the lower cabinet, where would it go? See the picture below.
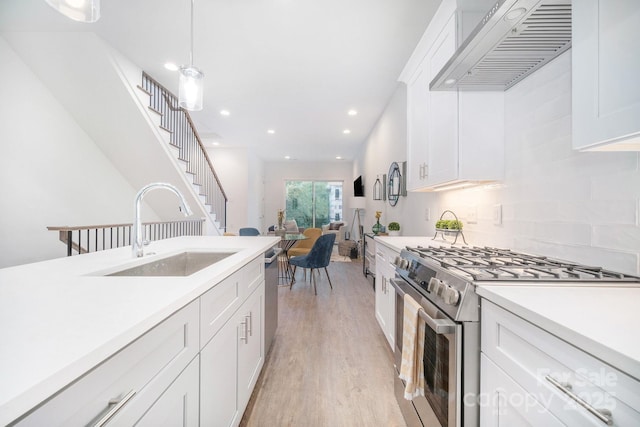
[480,354,564,427]
[200,284,265,427]
[136,356,200,427]
[16,300,200,427]
[481,300,640,426]
[375,243,398,351]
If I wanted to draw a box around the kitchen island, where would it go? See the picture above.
[0,235,279,426]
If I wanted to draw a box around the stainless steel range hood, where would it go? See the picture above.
[431,0,571,91]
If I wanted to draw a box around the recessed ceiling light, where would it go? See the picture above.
[164,62,179,71]
[348,109,358,116]
[445,78,457,85]
[212,142,220,146]
[220,110,230,116]
[336,156,343,160]
[284,155,291,160]
[343,129,351,134]
[267,129,275,134]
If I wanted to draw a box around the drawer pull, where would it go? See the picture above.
[545,375,613,425]
[246,312,253,337]
[93,389,136,427]
[240,319,248,343]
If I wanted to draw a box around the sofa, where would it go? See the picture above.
[321,221,347,244]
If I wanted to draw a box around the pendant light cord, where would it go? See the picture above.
[189,0,194,66]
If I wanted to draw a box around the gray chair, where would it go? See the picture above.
[289,233,336,295]
[239,227,260,236]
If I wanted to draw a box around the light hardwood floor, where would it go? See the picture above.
[240,259,406,427]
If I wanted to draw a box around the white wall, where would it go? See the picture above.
[208,147,264,234]
[0,38,141,268]
[354,83,434,240]
[357,52,640,275]
[264,161,354,233]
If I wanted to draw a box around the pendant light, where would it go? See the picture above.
[179,0,204,111]
[45,0,100,23]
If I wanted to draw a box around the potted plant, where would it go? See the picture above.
[388,221,401,236]
[435,219,463,232]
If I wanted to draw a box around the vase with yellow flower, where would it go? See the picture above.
[372,211,382,235]
[275,209,286,236]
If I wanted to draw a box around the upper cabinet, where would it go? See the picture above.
[572,0,640,151]
[401,0,504,192]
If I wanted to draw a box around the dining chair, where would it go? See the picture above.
[289,233,336,295]
[239,227,260,236]
[288,228,322,257]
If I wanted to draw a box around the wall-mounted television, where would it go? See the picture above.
[354,176,364,197]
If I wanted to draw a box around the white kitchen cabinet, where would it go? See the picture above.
[480,354,564,427]
[200,313,240,427]
[375,243,398,350]
[425,12,459,187]
[136,356,200,427]
[405,64,430,191]
[200,256,264,349]
[402,1,504,191]
[237,283,264,412]
[572,0,640,151]
[17,300,200,427]
[481,300,640,426]
[200,283,265,427]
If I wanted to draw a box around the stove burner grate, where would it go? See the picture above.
[405,246,640,282]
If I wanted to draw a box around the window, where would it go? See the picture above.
[285,181,343,229]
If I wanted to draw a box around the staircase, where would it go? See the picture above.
[137,72,227,231]
[2,31,227,236]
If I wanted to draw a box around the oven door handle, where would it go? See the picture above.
[390,278,456,335]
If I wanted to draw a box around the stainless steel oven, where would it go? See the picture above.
[391,245,640,427]
[391,277,467,427]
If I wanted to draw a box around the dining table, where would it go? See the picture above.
[274,232,307,284]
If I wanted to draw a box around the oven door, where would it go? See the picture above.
[391,277,461,427]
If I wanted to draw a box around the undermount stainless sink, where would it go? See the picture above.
[107,251,236,277]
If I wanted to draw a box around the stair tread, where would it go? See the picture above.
[148,106,162,116]
[136,84,152,96]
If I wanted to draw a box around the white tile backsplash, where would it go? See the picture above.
[358,51,639,275]
[437,52,640,275]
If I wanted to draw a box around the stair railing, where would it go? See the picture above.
[140,72,227,231]
[48,219,205,256]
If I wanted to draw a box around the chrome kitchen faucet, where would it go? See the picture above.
[132,183,193,258]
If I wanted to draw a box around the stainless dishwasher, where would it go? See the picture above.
[264,246,281,355]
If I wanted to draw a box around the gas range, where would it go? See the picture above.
[394,246,640,322]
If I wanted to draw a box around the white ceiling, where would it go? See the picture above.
[0,0,439,162]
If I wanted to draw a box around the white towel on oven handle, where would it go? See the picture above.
[399,293,425,399]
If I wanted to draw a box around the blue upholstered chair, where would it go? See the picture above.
[239,227,260,236]
[289,233,336,295]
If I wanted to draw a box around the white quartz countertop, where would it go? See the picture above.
[0,236,279,425]
[374,235,452,253]
[477,285,640,381]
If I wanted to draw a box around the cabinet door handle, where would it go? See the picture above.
[240,319,248,344]
[92,390,136,427]
[383,277,387,294]
[545,375,613,425]
[246,312,253,337]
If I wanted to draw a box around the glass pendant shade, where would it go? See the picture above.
[178,66,204,111]
[45,0,100,23]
